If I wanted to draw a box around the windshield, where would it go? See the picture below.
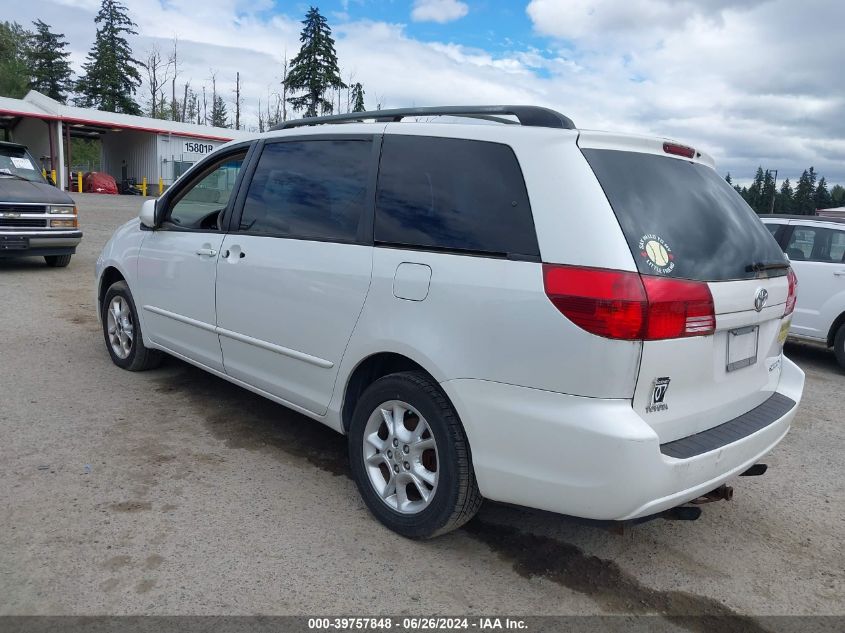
[0,146,45,183]
[582,149,788,281]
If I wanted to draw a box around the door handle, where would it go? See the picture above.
[222,248,246,259]
[195,248,218,257]
[834,270,845,277]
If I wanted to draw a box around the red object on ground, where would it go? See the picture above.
[83,172,118,195]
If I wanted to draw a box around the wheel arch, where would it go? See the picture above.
[98,266,127,312]
[828,310,845,348]
[341,351,438,433]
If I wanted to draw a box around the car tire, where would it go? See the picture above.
[348,371,482,539]
[102,281,163,371]
[834,323,845,370]
[45,254,72,267]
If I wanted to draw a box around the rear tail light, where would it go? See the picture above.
[663,142,696,158]
[543,264,715,340]
[784,268,797,316]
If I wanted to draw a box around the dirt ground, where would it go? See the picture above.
[0,193,842,622]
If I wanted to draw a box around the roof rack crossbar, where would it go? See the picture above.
[270,105,575,131]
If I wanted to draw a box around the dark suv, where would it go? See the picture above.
[0,141,81,267]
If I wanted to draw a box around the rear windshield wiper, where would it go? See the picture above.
[745,260,789,273]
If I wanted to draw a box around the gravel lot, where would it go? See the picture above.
[0,193,843,621]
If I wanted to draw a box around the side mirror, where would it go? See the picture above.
[139,199,157,228]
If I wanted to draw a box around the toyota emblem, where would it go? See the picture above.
[754,288,769,312]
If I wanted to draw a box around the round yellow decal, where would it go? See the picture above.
[638,234,675,274]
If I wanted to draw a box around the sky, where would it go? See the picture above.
[6,0,845,186]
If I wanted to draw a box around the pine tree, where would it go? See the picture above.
[747,167,765,212]
[0,22,31,99]
[761,170,776,214]
[778,179,794,214]
[76,0,142,114]
[831,184,845,207]
[286,7,346,117]
[210,95,228,127]
[351,82,365,112]
[794,168,817,215]
[725,173,732,185]
[27,20,73,102]
[814,177,832,210]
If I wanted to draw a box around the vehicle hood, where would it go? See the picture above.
[0,178,75,205]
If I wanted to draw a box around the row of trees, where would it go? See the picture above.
[0,2,371,130]
[727,167,845,215]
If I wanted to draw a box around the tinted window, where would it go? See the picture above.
[786,225,845,263]
[765,222,785,243]
[583,149,788,281]
[240,140,371,241]
[375,136,539,258]
[168,153,245,229]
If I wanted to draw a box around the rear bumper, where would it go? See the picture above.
[440,356,804,521]
[0,231,82,257]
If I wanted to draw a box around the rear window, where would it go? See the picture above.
[582,149,787,281]
[375,135,539,258]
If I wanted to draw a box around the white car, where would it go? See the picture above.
[96,106,805,538]
[761,215,845,367]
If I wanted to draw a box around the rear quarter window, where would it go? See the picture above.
[375,135,539,258]
[582,149,787,281]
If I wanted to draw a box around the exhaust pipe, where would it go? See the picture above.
[692,484,733,504]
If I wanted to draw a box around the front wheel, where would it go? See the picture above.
[348,371,482,539]
[45,254,71,267]
[101,281,163,371]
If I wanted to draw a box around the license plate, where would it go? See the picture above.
[0,235,29,250]
[727,325,759,372]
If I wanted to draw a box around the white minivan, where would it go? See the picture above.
[96,106,805,538]
[761,215,845,367]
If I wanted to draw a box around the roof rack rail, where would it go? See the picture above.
[270,105,575,131]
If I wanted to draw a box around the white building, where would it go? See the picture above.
[0,90,252,192]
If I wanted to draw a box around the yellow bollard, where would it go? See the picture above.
[158,177,163,196]
[42,168,47,179]
[77,172,83,193]
[50,169,57,184]
[141,177,147,197]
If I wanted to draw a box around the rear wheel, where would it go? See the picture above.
[834,323,845,370]
[45,254,72,267]
[102,281,162,371]
[348,371,482,539]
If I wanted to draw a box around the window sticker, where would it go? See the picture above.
[638,234,675,275]
[10,156,34,169]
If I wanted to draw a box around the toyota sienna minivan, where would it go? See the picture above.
[96,105,805,538]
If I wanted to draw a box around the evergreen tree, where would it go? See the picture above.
[761,170,775,214]
[76,0,142,114]
[28,20,73,102]
[794,168,817,215]
[351,82,365,112]
[778,178,794,214]
[210,95,229,127]
[286,7,346,117]
[831,184,845,207]
[814,177,832,210]
[0,21,31,98]
[747,167,765,212]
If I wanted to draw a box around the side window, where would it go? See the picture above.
[374,135,539,258]
[786,225,840,262]
[831,230,845,262]
[765,222,785,246]
[166,152,246,230]
[239,140,372,242]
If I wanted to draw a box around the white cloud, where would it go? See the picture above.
[411,0,469,24]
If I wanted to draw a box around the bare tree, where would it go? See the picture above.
[141,45,172,119]
[280,50,289,123]
[170,37,180,121]
[181,81,190,123]
[201,84,207,125]
[234,72,242,130]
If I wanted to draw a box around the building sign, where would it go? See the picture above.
[184,141,215,154]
